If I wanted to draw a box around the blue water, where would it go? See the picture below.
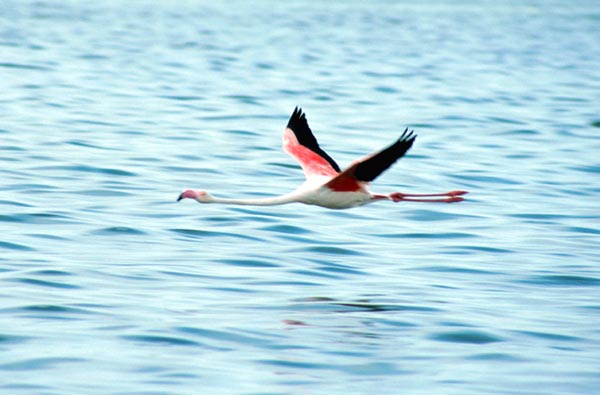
[1,1,600,394]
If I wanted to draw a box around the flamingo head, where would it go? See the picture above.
[177,189,213,203]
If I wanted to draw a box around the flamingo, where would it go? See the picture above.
[177,107,467,209]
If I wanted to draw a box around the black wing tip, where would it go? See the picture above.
[397,128,417,150]
[287,106,306,129]
[399,127,417,143]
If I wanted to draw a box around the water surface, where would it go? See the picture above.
[1,1,599,394]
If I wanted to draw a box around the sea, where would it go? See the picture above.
[1,1,599,394]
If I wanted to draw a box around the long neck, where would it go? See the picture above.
[205,192,301,206]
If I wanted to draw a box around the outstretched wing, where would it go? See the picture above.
[326,128,416,191]
[353,128,416,182]
[283,107,341,179]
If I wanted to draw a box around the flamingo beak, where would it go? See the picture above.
[177,193,184,202]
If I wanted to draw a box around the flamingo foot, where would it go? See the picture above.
[445,196,465,203]
[448,190,468,196]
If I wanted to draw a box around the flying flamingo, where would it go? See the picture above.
[178,107,467,209]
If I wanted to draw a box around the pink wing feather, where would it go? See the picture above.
[282,107,340,179]
[283,128,339,178]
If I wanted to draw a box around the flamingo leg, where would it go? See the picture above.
[394,190,467,197]
[389,190,467,203]
[394,196,464,203]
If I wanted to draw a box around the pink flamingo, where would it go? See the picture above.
[178,107,467,209]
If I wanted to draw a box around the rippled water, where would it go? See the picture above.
[2,1,600,394]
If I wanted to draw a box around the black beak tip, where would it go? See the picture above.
[177,193,184,202]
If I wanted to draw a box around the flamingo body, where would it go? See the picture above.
[178,107,467,209]
[301,187,373,209]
